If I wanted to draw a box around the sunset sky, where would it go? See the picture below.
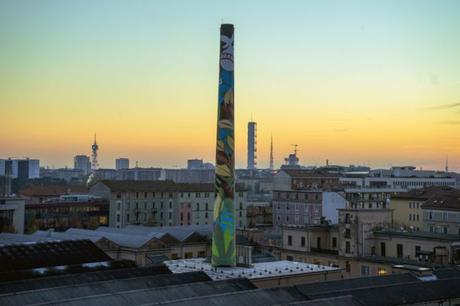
[1,0,459,170]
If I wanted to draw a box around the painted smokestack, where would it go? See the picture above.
[212,23,236,267]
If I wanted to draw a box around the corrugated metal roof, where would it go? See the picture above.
[0,265,170,294]
[295,273,419,296]
[0,271,212,306]
[150,287,306,306]
[37,278,254,306]
[0,239,110,273]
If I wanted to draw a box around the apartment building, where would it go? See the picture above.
[272,190,346,230]
[422,187,460,235]
[89,180,247,229]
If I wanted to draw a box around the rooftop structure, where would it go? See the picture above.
[165,258,340,282]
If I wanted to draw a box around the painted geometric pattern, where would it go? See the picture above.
[212,24,236,267]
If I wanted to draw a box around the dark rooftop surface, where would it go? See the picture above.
[0,239,110,273]
[433,266,460,279]
[0,265,170,294]
[393,186,460,212]
[0,271,214,306]
[44,278,255,306]
[153,287,306,306]
[310,278,460,306]
[295,273,419,296]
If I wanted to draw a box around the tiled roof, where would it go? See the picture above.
[392,186,458,201]
[19,185,88,197]
[282,170,340,178]
[97,180,246,192]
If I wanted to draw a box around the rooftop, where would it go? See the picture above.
[96,180,246,192]
[164,258,340,281]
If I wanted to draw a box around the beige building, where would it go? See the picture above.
[371,230,460,265]
[89,180,247,229]
[390,187,438,230]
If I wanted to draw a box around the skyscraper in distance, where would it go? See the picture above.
[247,121,257,169]
[212,23,236,267]
[116,158,129,170]
[74,155,91,175]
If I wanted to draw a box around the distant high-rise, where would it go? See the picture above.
[116,158,130,170]
[74,155,91,175]
[91,134,99,171]
[0,158,39,181]
[247,121,257,169]
[269,134,274,170]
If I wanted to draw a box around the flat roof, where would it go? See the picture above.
[164,258,340,281]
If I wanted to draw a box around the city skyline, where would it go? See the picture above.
[1,1,459,170]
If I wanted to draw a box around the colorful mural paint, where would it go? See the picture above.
[212,24,236,267]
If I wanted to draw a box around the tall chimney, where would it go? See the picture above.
[212,24,236,267]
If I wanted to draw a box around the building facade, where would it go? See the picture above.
[89,180,248,229]
[0,197,25,234]
[25,198,109,233]
[272,190,346,230]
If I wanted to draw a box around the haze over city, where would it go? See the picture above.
[1,0,459,170]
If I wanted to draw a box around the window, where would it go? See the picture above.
[288,235,292,246]
[345,261,351,272]
[196,203,200,211]
[444,227,448,234]
[332,237,337,248]
[169,202,172,209]
[381,242,386,257]
[317,237,321,249]
[361,265,370,276]
[205,203,209,211]
[345,228,351,238]
[345,241,350,253]
[415,245,421,256]
[429,211,433,219]
[184,252,193,259]
[240,202,243,210]
[116,214,120,222]
[378,268,387,276]
[397,244,403,258]
[287,255,293,261]
[301,236,306,247]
